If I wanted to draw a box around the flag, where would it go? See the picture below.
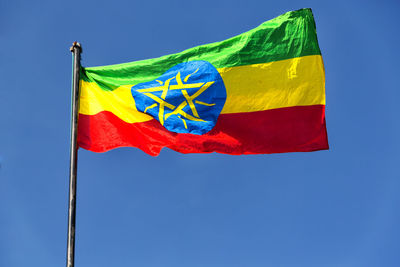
[78,8,328,156]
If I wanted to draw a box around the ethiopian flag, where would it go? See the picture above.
[78,8,328,156]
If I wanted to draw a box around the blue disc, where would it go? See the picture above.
[131,61,227,135]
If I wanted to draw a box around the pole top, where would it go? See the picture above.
[70,42,82,53]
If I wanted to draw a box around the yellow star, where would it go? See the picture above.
[135,69,216,128]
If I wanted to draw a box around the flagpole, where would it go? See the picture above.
[67,41,82,267]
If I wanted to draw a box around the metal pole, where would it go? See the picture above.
[67,41,82,267]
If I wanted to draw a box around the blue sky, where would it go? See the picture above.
[1,0,399,266]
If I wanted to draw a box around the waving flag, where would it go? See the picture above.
[78,8,328,156]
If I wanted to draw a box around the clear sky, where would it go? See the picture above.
[1,0,399,266]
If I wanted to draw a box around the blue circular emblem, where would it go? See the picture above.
[131,60,226,135]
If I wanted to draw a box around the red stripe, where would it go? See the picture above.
[78,105,328,156]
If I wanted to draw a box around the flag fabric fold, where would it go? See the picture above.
[78,8,328,156]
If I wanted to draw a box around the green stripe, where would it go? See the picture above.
[81,8,321,91]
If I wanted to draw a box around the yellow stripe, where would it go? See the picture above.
[219,55,325,113]
[79,83,152,123]
[79,55,325,123]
